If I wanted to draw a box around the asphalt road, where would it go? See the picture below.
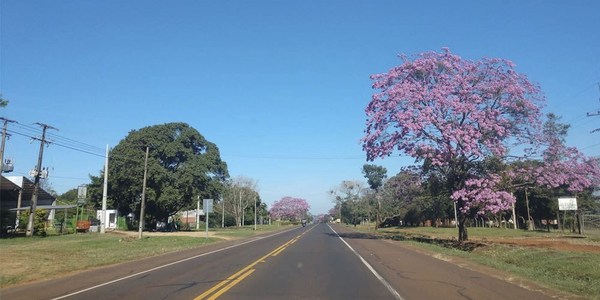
[1,223,556,300]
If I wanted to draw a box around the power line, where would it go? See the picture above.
[6,127,106,158]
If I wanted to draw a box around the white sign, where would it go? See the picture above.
[203,199,213,213]
[78,185,87,200]
[558,197,577,211]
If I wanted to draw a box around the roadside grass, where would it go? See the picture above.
[350,224,600,299]
[374,225,600,240]
[214,224,293,238]
[0,225,289,288]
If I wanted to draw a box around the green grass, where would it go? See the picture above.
[473,245,600,297]
[214,224,292,238]
[0,234,219,287]
[0,225,290,288]
[349,224,600,299]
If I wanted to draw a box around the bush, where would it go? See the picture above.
[18,209,49,237]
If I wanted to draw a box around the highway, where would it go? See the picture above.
[2,223,555,299]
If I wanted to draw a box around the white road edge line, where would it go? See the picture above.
[50,228,299,300]
[327,224,405,300]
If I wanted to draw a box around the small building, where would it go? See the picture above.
[1,176,58,231]
[1,176,56,211]
[96,209,119,230]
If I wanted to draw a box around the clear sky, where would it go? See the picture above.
[1,0,599,215]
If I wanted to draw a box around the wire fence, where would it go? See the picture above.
[582,214,600,236]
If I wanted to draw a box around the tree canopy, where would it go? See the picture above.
[363,49,545,241]
[362,164,387,190]
[269,196,310,222]
[107,122,228,224]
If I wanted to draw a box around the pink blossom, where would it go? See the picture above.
[363,48,544,218]
[269,196,310,221]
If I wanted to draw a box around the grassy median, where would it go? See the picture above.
[0,224,289,288]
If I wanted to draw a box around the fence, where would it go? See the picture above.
[582,214,600,235]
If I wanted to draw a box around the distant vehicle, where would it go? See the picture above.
[301,219,307,227]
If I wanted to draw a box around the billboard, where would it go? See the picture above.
[558,197,577,211]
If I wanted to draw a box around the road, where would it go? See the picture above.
[1,223,556,300]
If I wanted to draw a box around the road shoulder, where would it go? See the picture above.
[331,224,578,300]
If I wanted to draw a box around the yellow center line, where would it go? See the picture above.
[207,269,256,300]
[195,225,316,300]
[271,246,287,257]
[194,243,287,300]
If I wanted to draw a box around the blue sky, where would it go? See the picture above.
[1,0,599,215]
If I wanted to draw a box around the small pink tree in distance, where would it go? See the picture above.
[269,196,310,222]
[363,48,544,241]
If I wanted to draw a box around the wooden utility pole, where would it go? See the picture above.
[138,146,150,240]
[26,123,57,237]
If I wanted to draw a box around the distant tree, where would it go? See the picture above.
[106,123,228,225]
[363,49,544,241]
[381,168,424,224]
[0,94,8,108]
[329,180,368,226]
[87,172,108,209]
[362,164,387,190]
[269,196,310,222]
[362,164,387,229]
[521,114,600,192]
[57,188,78,204]
[222,176,259,227]
[510,114,600,230]
[38,179,58,197]
[327,207,339,220]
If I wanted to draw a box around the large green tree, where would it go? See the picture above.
[107,123,228,224]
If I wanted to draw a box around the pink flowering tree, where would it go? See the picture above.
[363,49,544,241]
[269,196,310,222]
[514,114,600,202]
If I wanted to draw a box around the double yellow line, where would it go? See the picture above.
[195,227,314,300]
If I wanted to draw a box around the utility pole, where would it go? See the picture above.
[0,118,16,224]
[254,194,257,230]
[196,196,200,230]
[138,146,150,240]
[221,196,225,228]
[0,118,16,173]
[26,123,57,237]
[100,145,109,234]
[589,83,600,133]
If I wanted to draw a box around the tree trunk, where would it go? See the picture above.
[458,214,468,242]
[375,198,381,231]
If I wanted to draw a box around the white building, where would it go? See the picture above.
[96,209,118,229]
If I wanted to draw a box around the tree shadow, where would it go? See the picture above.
[324,232,379,239]
[325,230,487,252]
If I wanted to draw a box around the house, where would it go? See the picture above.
[1,175,56,210]
[1,175,59,230]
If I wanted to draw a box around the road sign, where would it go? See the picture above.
[203,199,214,213]
[78,185,87,200]
[558,197,577,211]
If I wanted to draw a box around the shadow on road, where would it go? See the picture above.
[326,228,486,252]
